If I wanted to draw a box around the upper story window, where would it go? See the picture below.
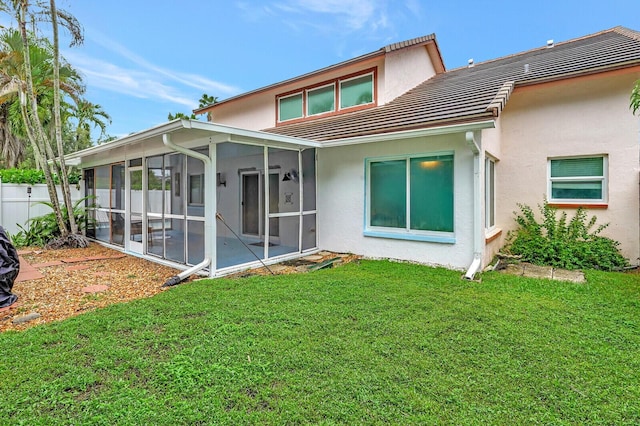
[277,69,376,124]
[548,156,607,203]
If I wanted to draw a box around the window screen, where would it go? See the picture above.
[279,93,303,121]
[307,84,334,116]
[340,74,373,109]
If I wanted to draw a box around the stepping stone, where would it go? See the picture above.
[66,265,90,271]
[31,261,64,268]
[317,251,333,256]
[552,268,586,283]
[269,265,289,273]
[0,301,19,313]
[302,255,323,262]
[523,264,553,279]
[82,284,109,293]
[62,257,90,263]
[16,256,45,282]
[12,312,41,325]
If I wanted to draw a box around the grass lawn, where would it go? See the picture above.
[1,260,639,424]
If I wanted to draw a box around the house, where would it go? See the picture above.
[66,26,640,278]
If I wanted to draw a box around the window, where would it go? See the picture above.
[278,92,303,122]
[307,84,335,116]
[277,70,375,123]
[366,154,454,241]
[189,174,204,205]
[340,73,373,109]
[485,157,496,229]
[549,156,606,202]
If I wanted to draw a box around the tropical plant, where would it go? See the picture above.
[8,195,95,248]
[505,200,628,271]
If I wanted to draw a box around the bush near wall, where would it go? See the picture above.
[0,168,81,185]
[505,201,628,271]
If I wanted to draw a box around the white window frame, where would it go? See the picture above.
[485,156,496,230]
[277,91,303,123]
[338,72,375,111]
[547,155,607,204]
[364,152,455,244]
[306,83,335,117]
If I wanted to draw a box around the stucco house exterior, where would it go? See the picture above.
[66,26,640,279]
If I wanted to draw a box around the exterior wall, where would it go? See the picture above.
[497,70,640,262]
[381,45,436,104]
[317,134,476,269]
[0,183,83,235]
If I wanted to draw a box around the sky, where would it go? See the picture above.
[29,0,640,139]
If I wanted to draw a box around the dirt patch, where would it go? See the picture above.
[1,245,361,332]
[1,244,181,333]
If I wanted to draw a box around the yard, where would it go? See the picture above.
[0,259,638,424]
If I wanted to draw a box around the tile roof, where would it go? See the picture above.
[265,27,640,141]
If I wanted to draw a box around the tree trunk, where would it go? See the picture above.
[16,0,68,235]
[49,0,77,234]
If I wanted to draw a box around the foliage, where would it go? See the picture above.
[8,196,94,248]
[168,92,218,121]
[631,79,640,115]
[0,167,80,184]
[505,200,628,270]
[0,261,639,423]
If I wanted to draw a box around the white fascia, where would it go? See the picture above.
[320,120,495,147]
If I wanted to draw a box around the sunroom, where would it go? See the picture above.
[65,119,320,277]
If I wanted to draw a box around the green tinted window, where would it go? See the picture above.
[410,156,454,232]
[340,74,373,109]
[279,93,303,121]
[307,85,334,116]
[551,157,603,177]
[370,160,406,228]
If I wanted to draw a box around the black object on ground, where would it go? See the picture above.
[0,226,19,308]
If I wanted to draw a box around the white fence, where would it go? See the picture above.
[0,180,83,235]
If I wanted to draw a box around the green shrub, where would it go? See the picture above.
[0,168,81,185]
[9,196,95,248]
[505,201,628,271]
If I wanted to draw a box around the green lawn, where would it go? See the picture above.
[1,260,639,424]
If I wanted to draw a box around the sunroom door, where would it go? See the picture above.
[127,167,143,254]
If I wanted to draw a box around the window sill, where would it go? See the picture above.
[364,229,455,244]
[485,228,502,244]
[548,203,608,209]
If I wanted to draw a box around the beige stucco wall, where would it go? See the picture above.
[210,43,437,130]
[496,70,640,263]
[317,134,476,269]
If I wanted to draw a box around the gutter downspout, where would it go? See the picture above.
[161,132,212,286]
[464,130,482,280]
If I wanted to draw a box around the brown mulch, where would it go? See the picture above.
[1,244,181,333]
[1,245,361,333]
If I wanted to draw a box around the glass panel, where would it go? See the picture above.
[551,157,603,177]
[302,214,317,251]
[270,148,300,214]
[410,155,454,232]
[130,170,143,243]
[129,158,142,167]
[302,148,316,211]
[269,215,299,258]
[307,84,334,116]
[110,212,125,246]
[340,74,373,109]
[147,216,164,258]
[95,210,109,243]
[84,169,95,238]
[111,164,125,210]
[95,165,110,210]
[165,153,184,215]
[187,154,206,217]
[146,156,165,215]
[165,218,185,264]
[279,93,303,121]
[187,220,205,265]
[486,159,495,228]
[370,160,406,228]
[216,142,265,269]
[552,181,603,200]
